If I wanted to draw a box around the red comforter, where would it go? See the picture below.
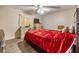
[24,29,76,53]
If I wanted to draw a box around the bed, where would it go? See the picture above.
[24,29,76,53]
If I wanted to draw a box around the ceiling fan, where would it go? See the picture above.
[23,5,61,9]
[23,5,61,15]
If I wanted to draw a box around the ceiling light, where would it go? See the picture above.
[36,5,51,15]
[37,8,45,15]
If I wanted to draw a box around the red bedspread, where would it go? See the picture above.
[24,29,76,53]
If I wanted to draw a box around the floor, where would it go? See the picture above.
[0,47,3,53]
[5,39,37,53]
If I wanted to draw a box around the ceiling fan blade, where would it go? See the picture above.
[22,5,35,6]
[43,6,61,9]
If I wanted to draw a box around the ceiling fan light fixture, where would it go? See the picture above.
[36,5,52,15]
[37,8,45,15]
[37,5,45,15]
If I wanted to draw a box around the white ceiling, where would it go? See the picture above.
[4,5,77,15]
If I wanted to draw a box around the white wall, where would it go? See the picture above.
[42,8,76,30]
[0,6,22,40]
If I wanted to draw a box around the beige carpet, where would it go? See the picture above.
[5,39,37,53]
